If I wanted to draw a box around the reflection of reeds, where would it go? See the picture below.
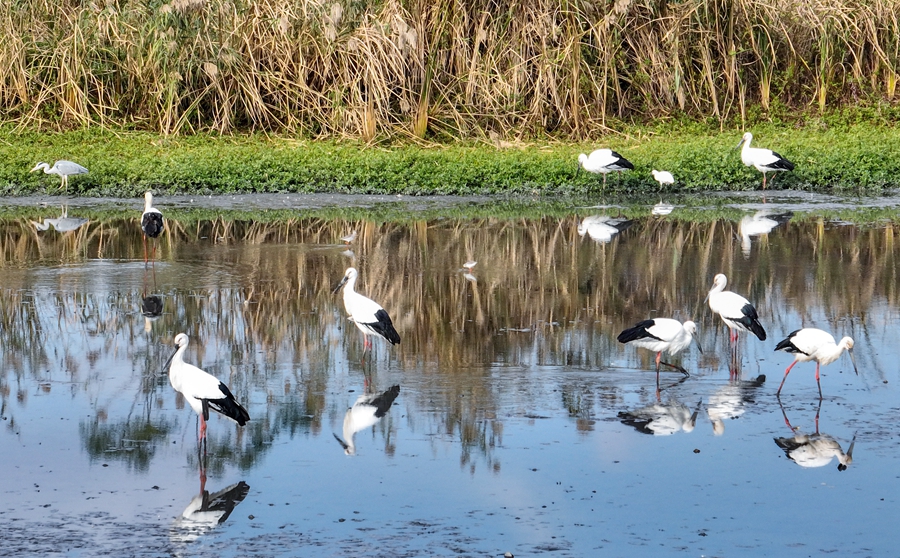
[0,214,897,462]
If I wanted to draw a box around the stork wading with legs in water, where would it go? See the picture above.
[30,160,88,194]
[736,132,795,189]
[333,267,401,350]
[706,274,766,348]
[141,191,164,263]
[617,318,702,384]
[774,328,858,399]
[164,333,250,441]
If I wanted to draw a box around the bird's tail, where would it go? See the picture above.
[748,319,767,341]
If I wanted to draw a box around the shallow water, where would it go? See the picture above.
[1,192,899,556]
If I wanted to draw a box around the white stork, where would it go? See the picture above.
[577,149,634,187]
[617,318,702,382]
[333,267,401,349]
[706,274,766,345]
[736,132,795,189]
[774,328,858,399]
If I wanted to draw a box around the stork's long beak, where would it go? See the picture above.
[694,337,704,355]
[734,138,746,150]
[161,344,180,375]
[332,275,349,294]
[848,349,859,375]
[333,433,350,452]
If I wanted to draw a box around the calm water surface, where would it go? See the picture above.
[1,193,899,556]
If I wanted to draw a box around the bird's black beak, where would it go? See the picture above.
[848,349,858,375]
[333,433,350,451]
[735,138,746,150]
[694,338,704,355]
[161,343,180,375]
[332,275,349,294]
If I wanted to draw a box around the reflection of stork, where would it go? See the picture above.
[334,385,400,455]
[577,215,633,244]
[618,399,702,436]
[31,206,88,232]
[163,333,250,441]
[333,267,401,350]
[739,211,792,257]
[707,375,766,435]
[774,400,855,470]
[172,449,250,542]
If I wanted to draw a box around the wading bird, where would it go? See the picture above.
[164,333,250,441]
[651,169,675,187]
[141,191,165,262]
[30,160,88,194]
[706,273,766,345]
[774,328,858,399]
[333,385,400,455]
[463,260,477,271]
[617,318,702,382]
[577,149,633,187]
[340,230,357,244]
[736,132,794,189]
[333,267,401,350]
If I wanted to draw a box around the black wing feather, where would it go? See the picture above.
[206,382,250,425]
[142,213,165,238]
[369,385,400,418]
[734,303,766,341]
[366,309,401,345]
[774,329,807,355]
[617,320,662,344]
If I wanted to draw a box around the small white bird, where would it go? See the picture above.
[333,267,401,349]
[577,215,633,244]
[577,149,634,187]
[340,230,357,244]
[141,191,164,262]
[736,132,795,189]
[617,318,702,380]
[774,328,858,399]
[462,260,477,271]
[30,160,88,194]
[164,333,250,440]
[333,385,400,455]
[706,274,766,345]
[651,169,675,187]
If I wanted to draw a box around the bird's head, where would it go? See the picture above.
[173,332,190,349]
[30,162,49,173]
[735,132,752,149]
[841,337,858,375]
[683,321,703,354]
[332,267,357,293]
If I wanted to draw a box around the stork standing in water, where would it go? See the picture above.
[617,318,702,383]
[736,132,795,189]
[164,333,250,441]
[577,149,634,188]
[30,160,88,194]
[333,267,401,350]
[141,191,164,263]
[706,273,766,347]
[774,328,858,399]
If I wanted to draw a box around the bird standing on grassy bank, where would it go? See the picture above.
[736,132,794,189]
[577,149,633,187]
[651,170,675,187]
[30,160,88,194]
[333,267,401,350]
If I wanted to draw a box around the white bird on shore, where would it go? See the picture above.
[736,132,795,189]
[341,230,357,244]
[30,160,88,194]
[617,318,702,381]
[774,328,858,399]
[706,273,766,345]
[333,267,401,349]
[651,169,674,187]
[164,333,250,441]
[334,385,400,455]
[577,149,634,187]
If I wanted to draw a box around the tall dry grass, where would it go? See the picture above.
[2,0,898,138]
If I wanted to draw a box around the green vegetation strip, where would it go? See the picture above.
[1,122,899,197]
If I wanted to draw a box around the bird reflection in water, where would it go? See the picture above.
[334,385,400,455]
[577,215,633,244]
[619,397,701,436]
[171,448,250,542]
[774,400,856,471]
[707,374,766,435]
[31,205,89,233]
[738,210,792,258]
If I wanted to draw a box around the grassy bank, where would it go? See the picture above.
[1,120,899,196]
